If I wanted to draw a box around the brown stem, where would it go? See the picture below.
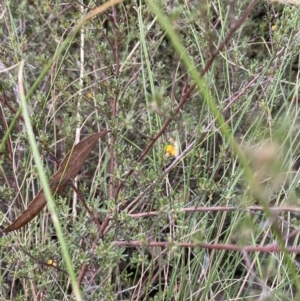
[70,182,102,230]
[126,206,300,218]
[113,240,300,253]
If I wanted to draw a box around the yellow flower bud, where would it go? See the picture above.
[46,259,57,267]
[87,92,94,99]
[165,144,176,157]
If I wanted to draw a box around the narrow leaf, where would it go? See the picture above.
[2,131,109,233]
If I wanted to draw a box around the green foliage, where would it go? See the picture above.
[0,0,300,300]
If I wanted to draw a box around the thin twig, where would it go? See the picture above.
[70,182,102,230]
[114,240,300,253]
[127,206,300,218]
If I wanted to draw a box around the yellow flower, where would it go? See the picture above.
[87,92,94,99]
[165,144,176,157]
[46,259,57,267]
[271,24,277,31]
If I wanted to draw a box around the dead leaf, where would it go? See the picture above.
[2,131,109,233]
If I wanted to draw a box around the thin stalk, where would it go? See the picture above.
[18,61,82,301]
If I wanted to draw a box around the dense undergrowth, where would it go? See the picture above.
[1,0,300,300]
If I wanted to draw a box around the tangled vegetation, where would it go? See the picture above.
[1,0,300,300]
